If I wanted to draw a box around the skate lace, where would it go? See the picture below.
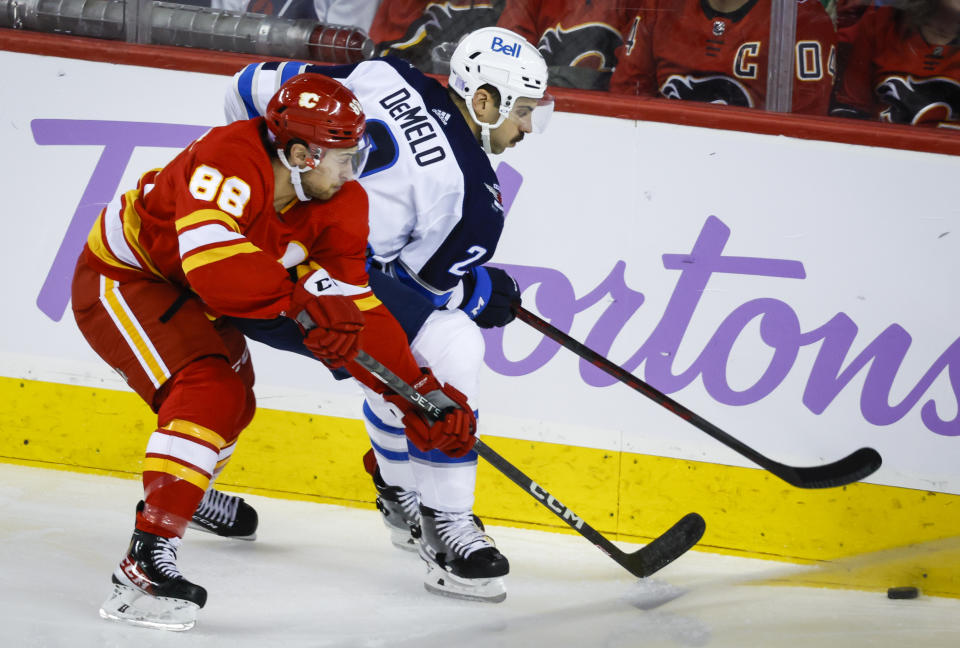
[195,488,239,526]
[150,536,184,580]
[435,511,490,559]
[397,488,421,525]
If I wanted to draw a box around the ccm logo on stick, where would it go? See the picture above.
[529,481,584,529]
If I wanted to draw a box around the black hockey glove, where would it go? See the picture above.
[459,265,520,328]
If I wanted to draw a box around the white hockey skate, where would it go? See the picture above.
[419,505,509,603]
[373,469,421,551]
[99,529,207,631]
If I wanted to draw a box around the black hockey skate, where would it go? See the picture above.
[187,488,259,540]
[373,468,421,551]
[419,505,509,603]
[99,529,207,631]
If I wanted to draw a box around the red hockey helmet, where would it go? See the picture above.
[265,73,367,153]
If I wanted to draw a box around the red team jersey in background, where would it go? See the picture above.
[82,118,419,390]
[831,7,960,128]
[609,0,837,114]
[496,0,634,89]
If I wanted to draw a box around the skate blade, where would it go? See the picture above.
[386,526,419,553]
[422,562,506,603]
[99,583,199,631]
[187,520,256,541]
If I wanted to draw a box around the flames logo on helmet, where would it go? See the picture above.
[660,74,754,108]
[298,92,321,109]
[877,75,960,126]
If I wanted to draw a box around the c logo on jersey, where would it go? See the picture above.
[876,75,960,126]
[298,92,321,109]
[660,74,754,108]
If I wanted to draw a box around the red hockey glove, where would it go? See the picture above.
[289,271,364,368]
[385,368,477,458]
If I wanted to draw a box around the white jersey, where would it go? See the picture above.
[225,58,506,306]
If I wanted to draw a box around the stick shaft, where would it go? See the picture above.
[513,306,881,488]
[354,351,659,575]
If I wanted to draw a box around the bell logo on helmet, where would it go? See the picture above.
[349,98,363,115]
[490,36,521,58]
[298,92,321,109]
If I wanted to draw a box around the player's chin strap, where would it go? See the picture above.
[277,149,311,202]
[465,99,507,155]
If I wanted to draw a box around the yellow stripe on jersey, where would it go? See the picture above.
[86,211,132,271]
[278,198,299,215]
[119,191,164,278]
[142,457,211,491]
[162,418,228,449]
[101,277,170,387]
[175,209,242,234]
[353,294,382,311]
[181,241,261,275]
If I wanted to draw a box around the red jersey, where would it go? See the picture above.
[83,118,421,387]
[609,0,838,115]
[496,0,634,89]
[369,1,504,68]
[831,7,960,127]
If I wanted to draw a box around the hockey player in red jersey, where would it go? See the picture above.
[497,0,635,89]
[609,0,838,115]
[831,0,960,127]
[74,73,476,631]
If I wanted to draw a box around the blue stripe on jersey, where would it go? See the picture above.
[408,444,478,464]
[393,264,450,308]
[371,440,409,462]
[236,65,260,119]
[279,61,306,85]
[363,401,406,435]
[363,392,479,465]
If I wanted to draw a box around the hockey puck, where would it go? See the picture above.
[887,586,919,599]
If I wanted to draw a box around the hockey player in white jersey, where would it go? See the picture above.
[212,27,552,602]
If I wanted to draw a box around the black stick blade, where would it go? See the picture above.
[781,447,883,489]
[620,513,706,579]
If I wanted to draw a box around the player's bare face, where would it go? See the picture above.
[489,98,538,154]
[302,147,359,200]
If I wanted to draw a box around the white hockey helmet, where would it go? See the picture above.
[448,27,553,153]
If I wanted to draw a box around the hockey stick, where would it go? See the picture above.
[512,306,882,489]
[354,351,706,579]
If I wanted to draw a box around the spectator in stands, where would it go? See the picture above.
[368,1,505,73]
[831,0,960,127]
[495,0,635,91]
[609,0,838,115]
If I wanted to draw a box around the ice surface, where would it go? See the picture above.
[0,463,956,648]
